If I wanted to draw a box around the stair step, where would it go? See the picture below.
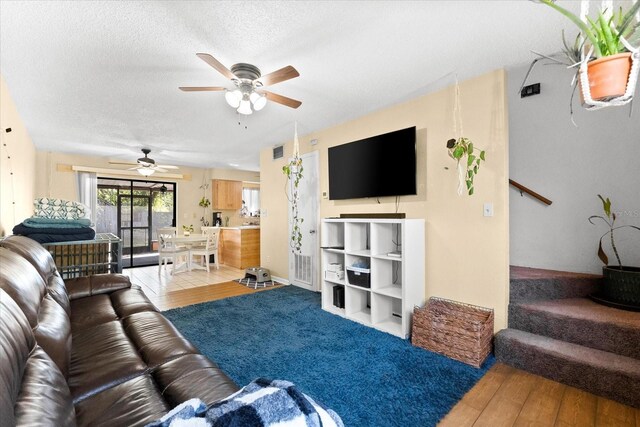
[509,297,640,359]
[510,266,601,303]
[495,329,640,408]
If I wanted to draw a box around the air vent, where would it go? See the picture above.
[273,145,284,160]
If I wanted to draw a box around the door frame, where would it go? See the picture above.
[98,177,177,268]
[288,151,320,291]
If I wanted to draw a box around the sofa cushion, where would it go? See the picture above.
[122,311,198,368]
[0,248,72,378]
[70,294,118,332]
[0,235,58,282]
[152,354,239,407]
[1,289,76,426]
[111,286,158,318]
[15,346,76,427]
[65,274,131,300]
[0,248,46,326]
[74,374,170,427]
[69,320,146,403]
[47,272,71,316]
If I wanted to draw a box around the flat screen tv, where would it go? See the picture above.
[328,126,416,200]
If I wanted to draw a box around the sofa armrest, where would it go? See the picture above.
[64,273,131,300]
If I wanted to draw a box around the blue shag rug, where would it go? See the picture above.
[164,286,494,427]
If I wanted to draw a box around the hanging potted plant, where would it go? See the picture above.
[538,0,640,106]
[446,137,486,196]
[282,123,304,253]
[199,182,211,227]
[589,195,640,310]
[446,78,486,196]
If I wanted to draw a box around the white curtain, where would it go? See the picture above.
[76,171,97,225]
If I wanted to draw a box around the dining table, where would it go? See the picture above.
[163,233,208,273]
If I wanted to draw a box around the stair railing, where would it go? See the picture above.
[509,179,553,205]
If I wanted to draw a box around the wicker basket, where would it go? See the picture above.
[412,297,494,368]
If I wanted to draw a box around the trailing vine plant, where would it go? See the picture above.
[447,137,486,196]
[199,181,211,226]
[447,76,487,196]
[282,122,304,253]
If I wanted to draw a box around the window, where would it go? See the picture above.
[242,187,260,217]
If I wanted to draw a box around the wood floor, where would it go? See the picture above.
[125,265,639,426]
[439,363,640,427]
[123,264,281,310]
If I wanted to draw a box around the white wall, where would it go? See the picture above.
[508,62,640,274]
[0,75,36,236]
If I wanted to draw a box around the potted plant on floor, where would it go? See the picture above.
[589,195,640,310]
[537,0,640,107]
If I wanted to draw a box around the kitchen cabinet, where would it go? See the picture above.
[212,179,242,210]
[219,227,260,269]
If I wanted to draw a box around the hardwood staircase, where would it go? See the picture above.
[495,266,640,409]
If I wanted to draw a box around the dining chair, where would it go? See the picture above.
[190,227,220,271]
[157,227,189,274]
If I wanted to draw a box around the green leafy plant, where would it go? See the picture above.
[198,182,211,226]
[182,224,194,233]
[198,196,210,208]
[539,0,640,59]
[282,155,304,253]
[588,195,640,267]
[446,137,486,196]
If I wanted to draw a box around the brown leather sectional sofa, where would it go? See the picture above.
[0,235,239,426]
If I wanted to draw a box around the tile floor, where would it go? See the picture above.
[123,262,246,300]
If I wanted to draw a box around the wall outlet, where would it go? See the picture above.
[483,202,494,217]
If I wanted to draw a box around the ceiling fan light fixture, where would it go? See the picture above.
[138,168,155,177]
[237,99,253,115]
[250,92,267,111]
[225,89,242,108]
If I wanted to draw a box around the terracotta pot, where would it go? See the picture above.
[581,53,632,102]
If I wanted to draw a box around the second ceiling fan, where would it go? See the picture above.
[179,53,302,115]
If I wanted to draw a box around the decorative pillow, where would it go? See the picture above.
[33,198,89,220]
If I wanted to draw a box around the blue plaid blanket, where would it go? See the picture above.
[147,378,344,427]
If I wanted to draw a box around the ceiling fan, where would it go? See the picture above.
[109,149,179,176]
[179,53,302,115]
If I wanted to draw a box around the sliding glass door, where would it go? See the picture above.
[96,178,176,268]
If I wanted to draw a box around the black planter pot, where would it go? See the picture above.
[591,266,640,311]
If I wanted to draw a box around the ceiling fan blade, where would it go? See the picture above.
[179,86,226,92]
[153,167,168,173]
[127,166,141,171]
[109,161,138,166]
[256,66,299,87]
[156,165,179,169]
[196,53,237,80]
[260,90,302,109]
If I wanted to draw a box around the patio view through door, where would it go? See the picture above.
[96,178,176,268]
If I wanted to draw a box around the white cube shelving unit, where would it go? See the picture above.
[320,218,425,338]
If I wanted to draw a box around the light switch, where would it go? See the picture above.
[483,202,494,217]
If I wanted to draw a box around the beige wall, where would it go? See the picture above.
[260,69,509,330]
[34,151,259,230]
[0,75,36,236]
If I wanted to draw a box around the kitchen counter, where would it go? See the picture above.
[219,227,260,269]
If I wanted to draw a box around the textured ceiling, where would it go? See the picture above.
[0,1,587,170]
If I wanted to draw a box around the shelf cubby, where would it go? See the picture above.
[345,222,369,253]
[321,221,345,250]
[345,285,371,325]
[371,293,403,336]
[321,218,424,338]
